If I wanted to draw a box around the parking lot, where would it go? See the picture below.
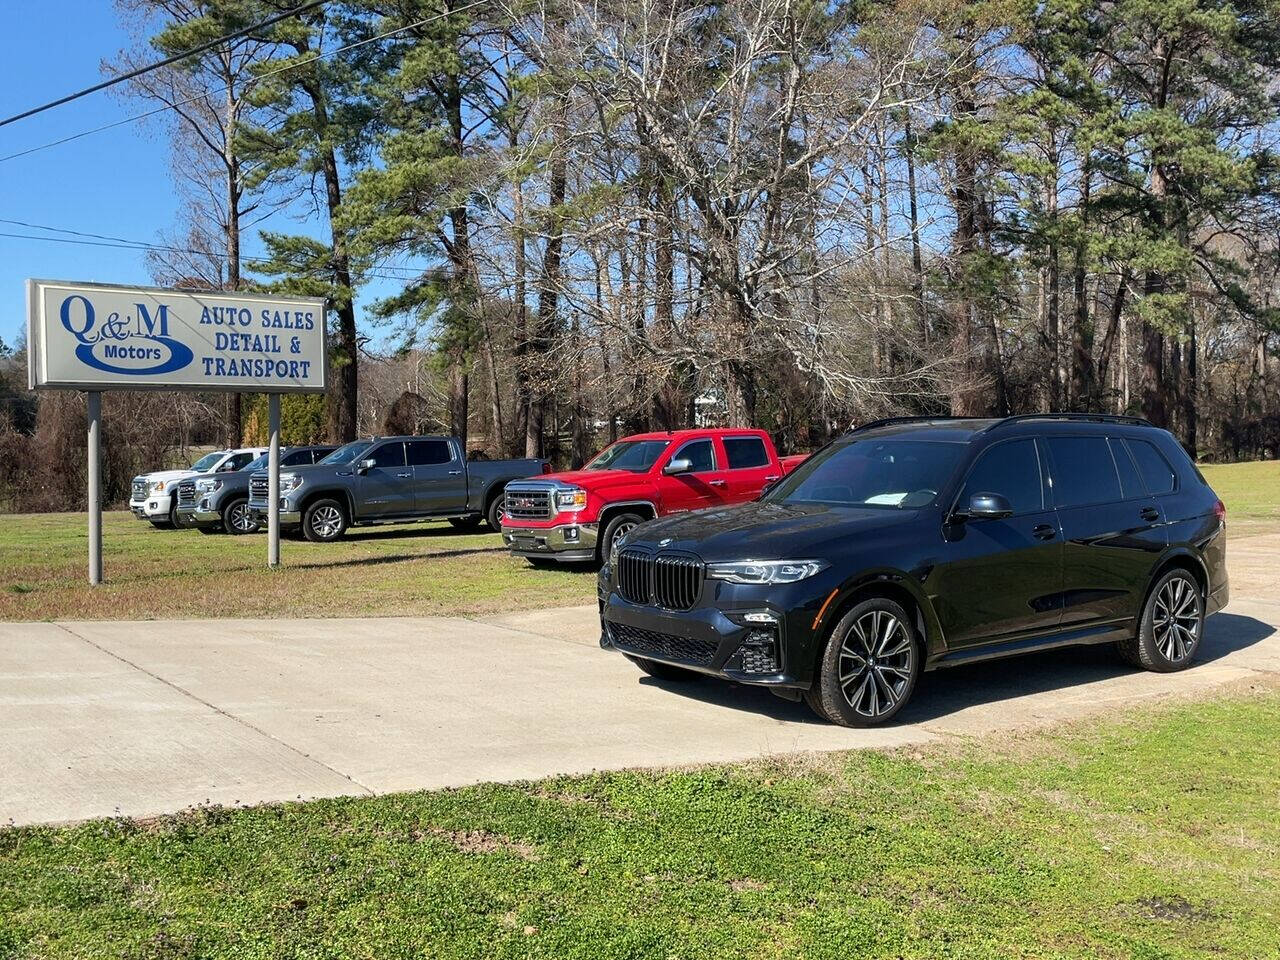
[4,534,1278,827]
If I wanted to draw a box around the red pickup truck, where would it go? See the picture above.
[500,428,807,563]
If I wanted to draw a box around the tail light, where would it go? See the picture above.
[1214,499,1226,523]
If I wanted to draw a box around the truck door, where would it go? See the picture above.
[661,438,726,512]
[716,434,777,503]
[358,441,414,517]
[408,439,469,514]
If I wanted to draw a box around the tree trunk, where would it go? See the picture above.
[526,104,568,458]
[903,113,927,346]
[1069,162,1093,410]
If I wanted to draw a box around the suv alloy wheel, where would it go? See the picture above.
[805,597,922,727]
[1119,569,1204,671]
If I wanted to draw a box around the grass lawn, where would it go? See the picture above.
[2,686,1276,959]
[1199,460,1280,535]
[0,511,596,622]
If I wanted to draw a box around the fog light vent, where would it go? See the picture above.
[737,627,779,674]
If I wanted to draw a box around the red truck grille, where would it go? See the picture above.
[504,487,552,520]
[616,549,703,611]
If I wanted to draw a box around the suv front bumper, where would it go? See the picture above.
[503,521,598,562]
[599,588,806,691]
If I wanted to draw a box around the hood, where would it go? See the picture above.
[624,500,922,562]
[136,468,198,485]
[251,461,335,478]
[528,468,654,491]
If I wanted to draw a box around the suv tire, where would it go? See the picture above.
[1118,568,1203,672]
[486,494,505,532]
[805,597,921,727]
[601,511,645,563]
[221,497,258,535]
[625,654,702,682]
[303,498,348,543]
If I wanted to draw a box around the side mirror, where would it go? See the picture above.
[357,458,376,474]
[959,492,1013,521]
[663,457,693,476]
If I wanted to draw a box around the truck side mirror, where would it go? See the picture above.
[357,458,376,474]
[663,457,693,476]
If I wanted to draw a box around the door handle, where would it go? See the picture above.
[764,475,781,482]
[709,479,726,487]
[448,470,463,476]
[1032,524,1056,541]
[396,472,412,478]
[1140,507,1159,522]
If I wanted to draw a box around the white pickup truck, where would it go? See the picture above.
[130,448,266,528]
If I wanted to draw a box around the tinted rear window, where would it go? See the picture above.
[407,440,453,466]
[1045,436,1121,508]
[958,439,1043,515]
[1126,439,1177,495]
[282,449,314,467]
[723,436,770,469]
[1109,438,1144,499]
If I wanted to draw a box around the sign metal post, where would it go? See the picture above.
[27,279,326,584]
[268,394,281,568]
[87,390,102,585]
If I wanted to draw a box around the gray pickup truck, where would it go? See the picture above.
[176,445,337,535]
[246,435,548,542]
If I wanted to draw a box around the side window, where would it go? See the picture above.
[282,450,313,467]
[369,442,406,468]
[1108,438,1144,499]
[958,439,1044,515]
[407,440,454,466]
[1126,439,1177,495]
[675,439,716,473]
[1045,436,1122,508]
[225,453,254,471]
[313,448,336,463]
[723,436,770,469]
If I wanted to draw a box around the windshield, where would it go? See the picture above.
[319,441,372,465]
[191,452,225,471]
[585,439,671,473]
[244,453,270,472]
[766,439,965,509]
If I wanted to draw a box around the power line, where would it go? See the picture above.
[0,0,489,165]
[0,0,329,130]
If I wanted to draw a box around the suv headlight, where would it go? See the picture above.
[705,560,829,585]
[555,487,587,512]
[195,478,222,493]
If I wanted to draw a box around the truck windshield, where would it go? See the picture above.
[191,452,225,471]
[766,439,965,509]
[244,453,270,472]
[585,440,670,473]
[318,441,372,465]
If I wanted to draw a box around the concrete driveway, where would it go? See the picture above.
[4,558,1278,826]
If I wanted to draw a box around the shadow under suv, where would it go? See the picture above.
[598,415,1229,726]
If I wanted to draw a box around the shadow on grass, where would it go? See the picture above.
[288,546,507,572]
[632,611,1276,727]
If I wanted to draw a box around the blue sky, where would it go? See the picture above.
[0,1,400,353]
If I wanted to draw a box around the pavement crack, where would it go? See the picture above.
[52,622,375,797]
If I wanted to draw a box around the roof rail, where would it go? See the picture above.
[850,415,967,433]
[986,413,1153,432]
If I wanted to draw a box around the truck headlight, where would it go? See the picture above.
[705,560,829,585]
[555,487,587,512]
[279,473,304,492]
[196,478,222,493]
[151,480,167,494]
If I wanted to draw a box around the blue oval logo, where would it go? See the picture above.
[61,295,194,376]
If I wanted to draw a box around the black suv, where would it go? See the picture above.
[598,415,1229,726]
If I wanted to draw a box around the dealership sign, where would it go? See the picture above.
[27,279,326,393]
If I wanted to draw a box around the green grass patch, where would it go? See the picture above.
[2,688,1277,959]
[0,511,595,621]
[1200,460,1280,534]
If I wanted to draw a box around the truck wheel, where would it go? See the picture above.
[221,498,258,535]
[448,516,483,532]
[600,512,645,562]
[168,501,186,529]
[303,499,348,543]
[486,495,505,532]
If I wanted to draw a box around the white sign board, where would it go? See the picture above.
[27,279,326,393]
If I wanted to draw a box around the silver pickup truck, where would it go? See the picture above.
[247,435,549,542]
